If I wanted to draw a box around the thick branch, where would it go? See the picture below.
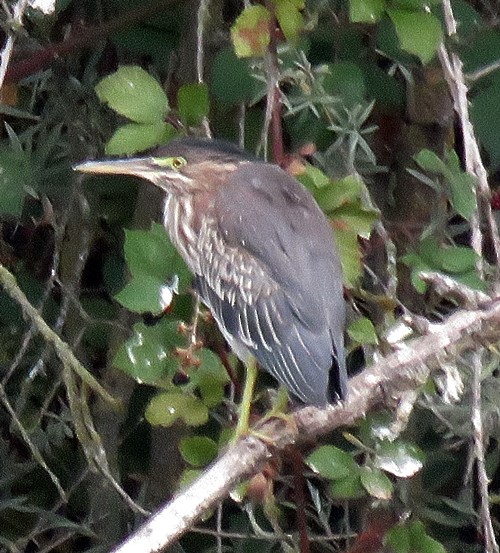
[113,298,500,553]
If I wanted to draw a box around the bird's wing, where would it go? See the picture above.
[193,163,346,405]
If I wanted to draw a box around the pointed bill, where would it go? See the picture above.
[73,158,154,178]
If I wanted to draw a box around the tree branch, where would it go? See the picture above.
[439,3,500,551]
[438,3,500,268]
[113,297,500,553]
[3,0,181,84]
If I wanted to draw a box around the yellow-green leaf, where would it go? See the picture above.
[348,317,379,345]
[350,0,384,23]
[360,466,393,499]
[231,5,271,58]
[274,0,303,42]
[388,10,443,64]
[96,65,168,123]
[145,392,209,427]
[105,122,177,156]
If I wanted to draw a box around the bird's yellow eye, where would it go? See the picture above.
[172,156,187,170]
[151,156,187,170]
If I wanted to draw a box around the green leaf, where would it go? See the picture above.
[179,436,218,467]
[418,237,445,267]
[448,171,476,220]
[119,224,191,306]
[454,270,487,292]
[332,201,379,238]
[414,149,477,219]
[179,468,202,489]
[231,5,271,58]
[123,223,191,298]
[329,474,366,499]
[374,439,425,478]
[347,317,379,345]
[323,62,366,107]
[178,83,209,127]
[392,0,441,8]
[414,149,449,176]
[115,274,177,314]
[0,149,31,216]
[438,246,477,273]
[314,175,363,209]
[471,75,500,170]
[189,349,230,408]
[211,47,258,104]
[274,0,303,42]
[451,0,481,38]
[408,521,446,553]
[96,65,169,123]
[113,318,184,384]
[385,524,411,553]
[306,445,358,480]
[403,240,484,293]
[334,227,362,288]
[313,173,378,297]
[359,466,393,499]
[124,225,174,280]
[105,122,177,156]
[376,14,415,65]
[297,165,331,192]
[145,391,209,427]
[388,10,443,64]
[358,411,396,443]
[350,0,384,23]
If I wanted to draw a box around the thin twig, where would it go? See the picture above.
[471,349,498,553]
[0,264,119,406]
[190,525,352,542]
[0,382,66,500]
[196,0,212,138]
[260,0,284,165]
[419,271,490,308]
[466,58,500,83]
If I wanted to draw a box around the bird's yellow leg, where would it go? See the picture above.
[268,386,290,416]
[234,356,258,439]
[254,386,297,435]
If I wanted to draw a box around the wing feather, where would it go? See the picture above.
[193,162,347,405]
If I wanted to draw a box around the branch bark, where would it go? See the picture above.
[113,297,500,553]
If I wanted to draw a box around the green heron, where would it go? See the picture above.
[75,138,346,429]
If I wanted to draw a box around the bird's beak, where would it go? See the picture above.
[73,157,154,179]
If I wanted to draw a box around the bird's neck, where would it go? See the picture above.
[163,193,215,275]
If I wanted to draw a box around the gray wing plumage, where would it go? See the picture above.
[194,162,347,405]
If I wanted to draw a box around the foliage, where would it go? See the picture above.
[0,0,499,552]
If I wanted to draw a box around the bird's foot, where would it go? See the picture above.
[232,388,297,445]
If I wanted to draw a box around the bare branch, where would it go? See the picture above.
[438,4,500,267]
[113,298,500,553]
[439,3,500,551]
[419,271,490,308]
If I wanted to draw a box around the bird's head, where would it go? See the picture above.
[73,137,256,194]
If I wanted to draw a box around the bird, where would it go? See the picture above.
[74,137,347,429]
